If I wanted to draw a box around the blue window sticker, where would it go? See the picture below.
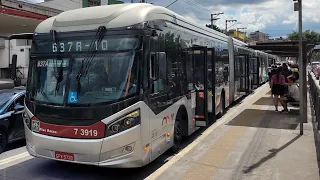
[68,92,78,103]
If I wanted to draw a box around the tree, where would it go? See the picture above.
[287,31,300,40]
[287,30,320,45]
[206,24,223,33]
[304,30,319,45]
[311,52,320,61]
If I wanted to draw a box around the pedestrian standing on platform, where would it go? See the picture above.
[281,63,293,94]
[268,66,277,88]
[270,67,288,112]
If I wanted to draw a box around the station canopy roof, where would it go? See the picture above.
[247,40,313,57]
[0,0,61,37]
[0,13,42,36]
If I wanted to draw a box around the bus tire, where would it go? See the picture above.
[170,113,182,153]
[0,129,8,154]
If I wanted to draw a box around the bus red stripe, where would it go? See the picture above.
[31,118,105,139]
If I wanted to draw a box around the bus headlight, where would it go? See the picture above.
[105,109,140,137]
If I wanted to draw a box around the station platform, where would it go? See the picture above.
[146,83,320,180]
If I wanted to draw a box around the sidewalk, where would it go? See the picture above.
[147,84,319,180]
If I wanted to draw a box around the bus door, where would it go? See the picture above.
[238,55,250,95]
[192,46,209,127]
[251,57,259,88]
[207,48,216,124]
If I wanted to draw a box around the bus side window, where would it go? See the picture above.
[150,52,166,94]
[150,53,158,93]
[158,52,166,93]
[185,50,194,90]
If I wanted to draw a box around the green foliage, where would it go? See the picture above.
[287,30,320,45]
[311,52,320,61]
[108,0,124,4]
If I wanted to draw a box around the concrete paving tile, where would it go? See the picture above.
[154,84,319,180]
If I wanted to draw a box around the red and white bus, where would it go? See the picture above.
[23,3,276,167]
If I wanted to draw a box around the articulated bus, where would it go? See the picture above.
[23,3,276,167]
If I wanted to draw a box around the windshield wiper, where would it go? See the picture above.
[55,60,64,95]
[50,30,62,73]
[77,26,106,78]
[76,26,107,96]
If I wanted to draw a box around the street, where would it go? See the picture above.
[0,128,204,180]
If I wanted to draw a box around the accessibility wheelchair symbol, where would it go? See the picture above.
[68,92,78,103]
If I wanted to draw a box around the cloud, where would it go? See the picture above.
[30,0,320,37]
[170,0,320,37]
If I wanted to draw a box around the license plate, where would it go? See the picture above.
[55,151,74,161]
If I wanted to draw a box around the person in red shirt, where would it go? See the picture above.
[270,67,288,113]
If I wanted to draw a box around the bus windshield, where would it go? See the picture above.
[27,33,141,106]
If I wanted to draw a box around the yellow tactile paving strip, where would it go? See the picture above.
[182,126,247,180]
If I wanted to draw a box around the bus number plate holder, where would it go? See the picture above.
[55,151,74,161]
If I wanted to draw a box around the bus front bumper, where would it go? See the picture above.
[24,123,143,168]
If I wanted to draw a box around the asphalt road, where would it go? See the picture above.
[0,128,205,180]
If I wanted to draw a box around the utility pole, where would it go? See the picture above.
[236,27,247,40]
[211,17,220,29]
[294,0,305,135]
[210,12,224,29]
[225,20,237,35]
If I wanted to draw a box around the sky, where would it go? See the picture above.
[30,0,320,38]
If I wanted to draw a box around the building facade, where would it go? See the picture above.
[249,31,269,42]
[0,0,61,78]
[40,0,123,11]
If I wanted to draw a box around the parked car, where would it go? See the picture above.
[0,88,26,153]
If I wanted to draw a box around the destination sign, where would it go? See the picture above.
[33,37,139,54]
[37,59,69,68]
[52,40,108,53]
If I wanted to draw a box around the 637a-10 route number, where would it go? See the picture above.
[74,128,98,137]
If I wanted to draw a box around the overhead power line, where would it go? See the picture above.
[191,0,210,10]
[181,0,210,12]
[166,0,178,8]
[225,19,237,34]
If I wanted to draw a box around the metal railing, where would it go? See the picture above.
[308,72,320,129]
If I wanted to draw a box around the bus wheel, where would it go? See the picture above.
[171,113,182,153]
[0,130,8,154]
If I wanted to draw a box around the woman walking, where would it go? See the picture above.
[270,67,288,112]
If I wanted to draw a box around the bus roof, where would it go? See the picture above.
[35,4,228,40]
[34,3,273,56]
